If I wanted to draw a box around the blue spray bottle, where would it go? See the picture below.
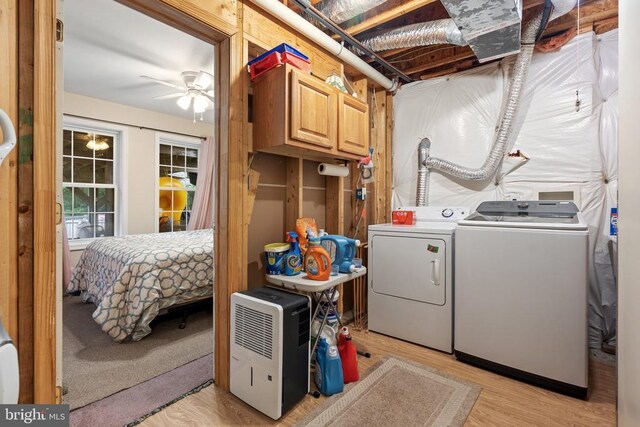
[284,232,302,276]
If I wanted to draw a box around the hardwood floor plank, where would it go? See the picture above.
[141,330,616,426]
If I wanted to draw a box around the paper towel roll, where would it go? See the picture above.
[318,163,349,177]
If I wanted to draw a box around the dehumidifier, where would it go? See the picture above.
[230,287,310,419]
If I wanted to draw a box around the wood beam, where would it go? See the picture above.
[33,0,57,403]
[403,47,475,76]
[340,0,439,37]
[325,174,345,311]
[285,157,303,230]
[18,0,35,404]
[544,0,618,35]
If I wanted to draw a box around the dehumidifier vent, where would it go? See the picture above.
[235,304,273,359]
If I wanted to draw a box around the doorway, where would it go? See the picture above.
[55,0,222,417]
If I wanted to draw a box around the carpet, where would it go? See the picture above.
[70,354,213,427]
[63,295,213,409]
[299,356,481,427]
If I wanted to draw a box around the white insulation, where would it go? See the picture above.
[392,30,619,348]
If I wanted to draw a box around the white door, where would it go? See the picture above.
[371,234,446,305]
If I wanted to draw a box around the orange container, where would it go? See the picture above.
[305,238,331,281]
[392,209,416,225]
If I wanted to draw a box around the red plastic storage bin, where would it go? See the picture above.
[249,51,311,81]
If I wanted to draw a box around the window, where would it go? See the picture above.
[157,135,200,232]
[63,122,121,244]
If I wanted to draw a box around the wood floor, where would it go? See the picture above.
[141,330,616,426]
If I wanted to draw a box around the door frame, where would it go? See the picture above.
[30,0,245,402]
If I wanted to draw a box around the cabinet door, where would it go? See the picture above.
[338,94,369,156]
[290,70,337,149]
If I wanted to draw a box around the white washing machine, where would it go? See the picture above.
[454,200,589,398]
[368,206,469,353]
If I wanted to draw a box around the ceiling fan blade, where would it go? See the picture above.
[154,92,185,100]
[193,71,214,90]
[140,75,184,90]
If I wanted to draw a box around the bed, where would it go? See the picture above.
[68,229,214,342]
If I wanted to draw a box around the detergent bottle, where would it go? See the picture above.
[304,238,331,281]
[284,232,302,276]
[314,337,344,396]
[320,235,361,273]
[337,327,359,383]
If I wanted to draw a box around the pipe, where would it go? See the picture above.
[360,20,466,53]
[422,11,544,185]
[314,0,388,24]
[416,138,431,206]
[248,0,395,90]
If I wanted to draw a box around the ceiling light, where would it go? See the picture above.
[177,95,191,110]
[193,95,208,113]
[86,135,109,151]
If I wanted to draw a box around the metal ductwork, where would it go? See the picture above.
[313,0,388,24]
[416,0,577,205]
[441,0,524,62]
[416,138,431,206]
[359,20,466,53]
[418,11,543,191]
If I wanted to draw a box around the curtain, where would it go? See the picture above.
[188,136,215,230]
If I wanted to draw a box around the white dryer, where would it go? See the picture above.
[368,207,469,353]
[454,200,589,398]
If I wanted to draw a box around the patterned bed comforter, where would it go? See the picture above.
[68,229,214,342]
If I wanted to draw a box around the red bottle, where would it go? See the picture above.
[338,327,359,383]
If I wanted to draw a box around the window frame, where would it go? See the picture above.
[63,116,128,250]
[155,132,202,233]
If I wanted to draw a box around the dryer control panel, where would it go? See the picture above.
[400,206,470,222]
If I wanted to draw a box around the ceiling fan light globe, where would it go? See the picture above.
[193,95,208,113]
[177,95,191,110]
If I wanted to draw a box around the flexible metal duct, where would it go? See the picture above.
[418,11,543,192]
[416,138,431,206]
[314,0,388,24]
[360,20,466,52]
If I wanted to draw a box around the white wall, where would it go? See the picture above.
[392,31,618,349]
[64,92,213,266]
[618,1,640,424]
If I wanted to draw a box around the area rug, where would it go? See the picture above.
[70,354,213,427]
[298,356,481,427]
[63,295,213,409]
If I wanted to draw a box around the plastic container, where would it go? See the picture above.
[264,243,290,275]
[338,327,359,383]
[320,235,360,274]
[248,43,310,66]
[285,232,302,276]
[314,337,344,396]
[305,238,331,281]
[249,51,311,81]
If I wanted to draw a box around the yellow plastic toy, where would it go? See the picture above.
[159,177,187,221]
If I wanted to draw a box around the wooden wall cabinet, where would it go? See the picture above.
[253,65,369,160]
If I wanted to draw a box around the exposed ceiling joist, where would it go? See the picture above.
[339,0,439,37]
[544,0,618,35]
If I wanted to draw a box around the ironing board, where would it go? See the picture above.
[265,268,367,358]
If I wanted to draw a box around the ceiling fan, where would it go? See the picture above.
[141,71,214,120]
